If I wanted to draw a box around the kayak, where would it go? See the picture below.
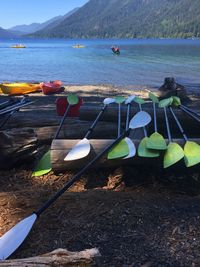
[41,80,64,95]
[11,44,26,48]
[72,45,85,48]
[0,83,42,95]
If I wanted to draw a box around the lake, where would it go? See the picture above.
[0,38,200,91]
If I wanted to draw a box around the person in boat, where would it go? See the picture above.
[111,46,120,54]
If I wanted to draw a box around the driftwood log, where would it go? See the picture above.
[79,106,200,137]
[0,129,37,169]
[0,248,100,266]
[51,138,200,172]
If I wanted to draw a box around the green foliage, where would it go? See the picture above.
[31,0,200,39]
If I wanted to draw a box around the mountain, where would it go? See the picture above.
[8,7,79,35]
[32,0,200,39]
[0,27,17,38]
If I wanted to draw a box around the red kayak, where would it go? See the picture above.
[41,80,64,95]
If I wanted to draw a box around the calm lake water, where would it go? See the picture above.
[0,38,200,90]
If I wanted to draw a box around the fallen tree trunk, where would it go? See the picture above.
[79,106,200,136]
[51,138,200,172]
[0,248,100,266]
[0,129,37,169]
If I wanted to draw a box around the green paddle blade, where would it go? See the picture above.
[32,151,52,177]
[115,96,125,104]
[172,96,181,107]
[134,96,145,105]
[67,94,79,105]
[164,142,184,168]
[149,92,159,103]
[184,141,200,167]
[108,139,129,160]
[146,132,167,150]
[138,137,160,158]
[158,97,173,108]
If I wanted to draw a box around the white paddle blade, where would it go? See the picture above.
[103,98,116,105]
[123,137,136,159]
[129,111,151,130]
[64,138,91,161]
[125,95,136,105]
[0,214,37,260]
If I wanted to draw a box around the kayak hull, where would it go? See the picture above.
[41,81,64,95]
[0,83,42,95]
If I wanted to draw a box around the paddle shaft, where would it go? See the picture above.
[118,103,121,137]
[35,128,130,216]
[163,107,172,142]
[180,106,200,122]
[153,102,158,132]
[54,105,71,139]
[0,101,34,115]
[125,104,131,130]
[85,105,107,139]
[181,105,200,117]
[139,104,148,137]
[169,107,188,141]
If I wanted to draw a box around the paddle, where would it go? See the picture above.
[32,94,79,177]
[64,97,116,161]
[108,110,152,159]
[169,106,200,167]
[0,97,27,129]
[159,98,184,168]
[107,96,130,160]
[172,96,200,123]
[146,92,167,150]
[0,111,151,260]
[134,95,160,158]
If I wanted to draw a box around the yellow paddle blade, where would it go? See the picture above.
[138,137,160,158]
[164,142,184,168]
[184,141,200,167]
[32,151,52,177]
[146,132,167,150]
[108,139,129,160]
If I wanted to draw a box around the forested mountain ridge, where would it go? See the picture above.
[32,0,200,39]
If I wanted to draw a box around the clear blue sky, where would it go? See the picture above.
[0,0,89,29]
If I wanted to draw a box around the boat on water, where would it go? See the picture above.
[72,44,85,48]
[111,46,120,54]
[41,80,64,95]
[0,82,41,95]
[11,44,26,48]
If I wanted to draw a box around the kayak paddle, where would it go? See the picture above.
[159,98,184,168]
[135,95,160,158]
[169,106,200,167]
[146,92,167,150]
[172,96,200,123]
[0,111,150,260]
[64,97,116,161]
[32,94,79,177]
[107,96,130,160]
[108,110,152,160]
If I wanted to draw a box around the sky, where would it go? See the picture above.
[0,0,89,29]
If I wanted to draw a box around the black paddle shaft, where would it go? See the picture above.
[179,106,200,123]
[85,105,107,139]
[35,128,130,216]
[54,105,71,139]
[163,107,172,142]
[169,107,188,141]
[153,102,158,132]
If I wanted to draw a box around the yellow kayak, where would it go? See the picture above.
[72,45,85,48]
[11,44,26,48]
[0,83,42,95]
